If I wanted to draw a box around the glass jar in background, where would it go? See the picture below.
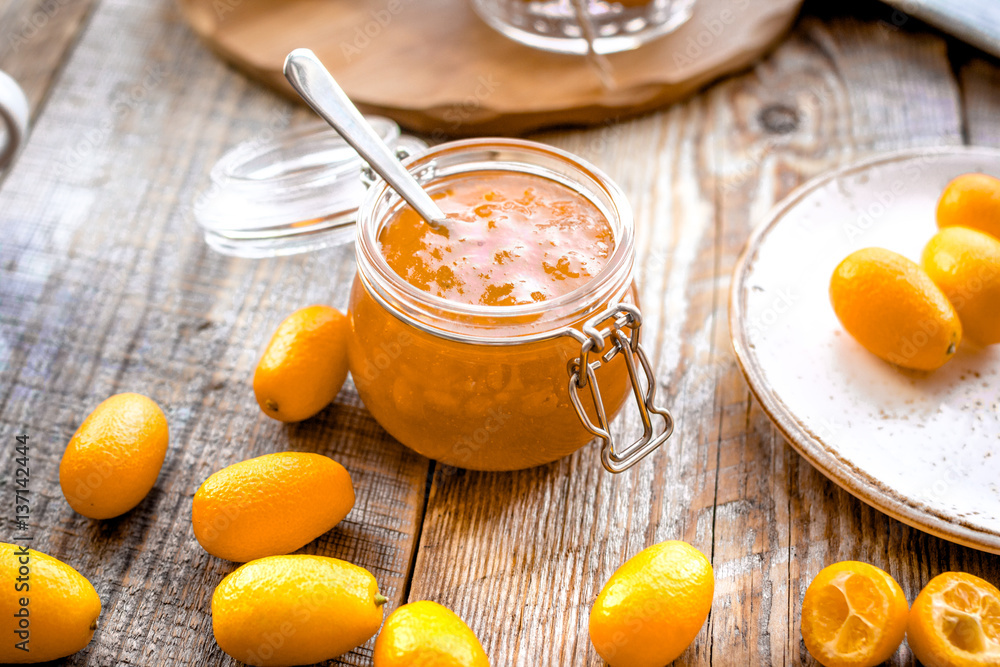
[470,0,697,55]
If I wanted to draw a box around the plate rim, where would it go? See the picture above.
[729,145,1000,555]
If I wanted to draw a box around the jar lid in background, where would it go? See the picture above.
[194,116,428,258]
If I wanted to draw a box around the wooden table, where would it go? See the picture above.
[1,1,999,665]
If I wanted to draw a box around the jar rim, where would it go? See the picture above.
[354,137,635,342]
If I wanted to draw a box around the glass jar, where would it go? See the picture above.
[349,138,672,471]
[470,0,696,55]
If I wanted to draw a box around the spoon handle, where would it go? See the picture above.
[283,48,447,226]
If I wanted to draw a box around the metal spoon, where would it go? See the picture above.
[283,48,449,228]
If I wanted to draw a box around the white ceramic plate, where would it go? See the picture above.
[730,147,1000,554]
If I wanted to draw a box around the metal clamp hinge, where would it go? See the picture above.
[567,303,674,473]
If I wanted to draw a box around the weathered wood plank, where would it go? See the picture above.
[406,15,1000,667]
[0,0,100,114]
[0,0,429,665]
[960,57,1000,148]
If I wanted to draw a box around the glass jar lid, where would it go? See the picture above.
[194,116,427,258]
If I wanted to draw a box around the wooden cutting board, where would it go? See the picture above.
[178,0,803,135]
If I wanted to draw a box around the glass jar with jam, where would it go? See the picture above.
[350,138,671,471]
[195,125,672,472]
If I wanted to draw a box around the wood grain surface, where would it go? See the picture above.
[0,0,99,114]
[0,0,999,665]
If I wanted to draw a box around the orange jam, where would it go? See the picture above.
[377,172,615,306]
[348,169,633,470]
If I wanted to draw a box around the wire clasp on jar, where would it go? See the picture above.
[566,303,673,473]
